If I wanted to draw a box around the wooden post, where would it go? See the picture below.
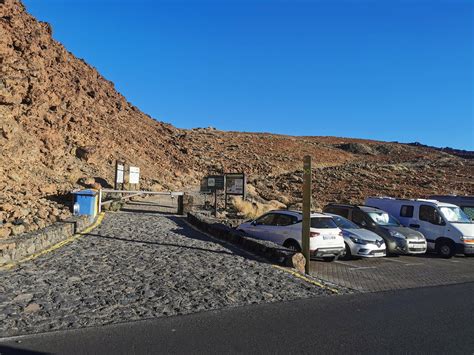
[302,155,312,274]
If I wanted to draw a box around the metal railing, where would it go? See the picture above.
[99,189,185,214]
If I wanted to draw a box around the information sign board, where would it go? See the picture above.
[129,166,140,184]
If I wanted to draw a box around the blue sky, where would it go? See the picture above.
[23,0,473,150]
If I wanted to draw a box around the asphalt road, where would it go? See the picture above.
[2,282,473,354]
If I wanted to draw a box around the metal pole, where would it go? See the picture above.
[302,155,312,274]
[98,189,102,213]
[214,190,218,217]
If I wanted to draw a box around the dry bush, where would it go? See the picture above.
[232,197,286,219]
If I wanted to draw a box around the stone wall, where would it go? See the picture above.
[0,215,91,265]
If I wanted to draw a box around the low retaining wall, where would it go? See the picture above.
[187,212,306,273]
[0,215,92,266]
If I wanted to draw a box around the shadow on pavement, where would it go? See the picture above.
[85,233,236,257]
[0,345,49,355]
[166,216,267,264]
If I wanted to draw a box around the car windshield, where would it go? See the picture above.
[311,217,337,229]
[439,206,472,223]
[367,211,400,226]
[331,215,360,229]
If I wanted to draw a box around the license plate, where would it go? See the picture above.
[323,235,335,240]
[373,252,384,257]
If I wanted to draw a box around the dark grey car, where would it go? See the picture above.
[323,204,427,255]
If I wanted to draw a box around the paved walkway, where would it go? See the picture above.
[0,211,333,337]
[311,254,474,292]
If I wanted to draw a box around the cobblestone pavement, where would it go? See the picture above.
[311,254,474,292]
[0,211,336,338]
[120,195,178,214]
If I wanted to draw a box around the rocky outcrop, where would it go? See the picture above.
[0,0,472,238]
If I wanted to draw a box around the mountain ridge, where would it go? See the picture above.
[0,0,472,238]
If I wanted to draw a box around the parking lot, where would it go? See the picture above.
[310,254,474,292]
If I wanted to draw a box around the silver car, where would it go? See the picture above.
[327,213,386,258]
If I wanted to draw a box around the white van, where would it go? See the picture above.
[365,197,474,258]
[429,195,474,220]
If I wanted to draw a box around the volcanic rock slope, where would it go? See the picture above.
[0,0,472,237]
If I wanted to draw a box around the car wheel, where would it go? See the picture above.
[436,240,455,258]
[343,243,352,260]
[283,240,301,253]
[322,256,335,262]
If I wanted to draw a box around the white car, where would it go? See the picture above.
[236,210,345,261]
[326,213,386,258]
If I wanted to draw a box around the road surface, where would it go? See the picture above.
[2,282,473,354]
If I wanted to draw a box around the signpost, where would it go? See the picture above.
[129,166,140,185]
[115,161,125,190]
[224,173,246,209]
[302,156,312,274]
[201,175,225,217]
[201,173,247,216]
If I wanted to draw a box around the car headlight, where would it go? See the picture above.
[350,236,368,245]
[461,236,474,244]
[389,230,405,239]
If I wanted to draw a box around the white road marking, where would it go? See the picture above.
[334,260,378,270]
[334,260,359,268]
[382,258,415,264]
[403,263,423,266]
[349,266,377,270]
[435,258,460,263]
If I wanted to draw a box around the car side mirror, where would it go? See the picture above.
[360,220,367,227]
[436,216,445,226]
[251,220,257,226]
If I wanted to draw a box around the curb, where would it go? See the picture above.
[0,213,105,271]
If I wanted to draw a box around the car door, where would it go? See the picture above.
[271,213,299,245]
[247,213,278,241]
[351,209,368,228]
[418,205,444,248]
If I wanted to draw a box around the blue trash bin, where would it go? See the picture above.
[72,189,98,218]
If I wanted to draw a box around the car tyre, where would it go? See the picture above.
[322,256,336,262]
[343,243,352,260]
[283,240,302,253]
[436,240,455,258]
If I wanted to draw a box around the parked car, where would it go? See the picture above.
[322,204,427,255]
[429,195,474,220]
[326,213,386,259]
[236,210,345,261]
[366,197,474,258]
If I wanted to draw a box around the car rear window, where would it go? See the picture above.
[311,217,337,229]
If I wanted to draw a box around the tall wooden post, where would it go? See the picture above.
[302,155,312,274]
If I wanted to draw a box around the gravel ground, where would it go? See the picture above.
[0,212,339,337]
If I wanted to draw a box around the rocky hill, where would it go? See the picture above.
[0,0,473,238]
